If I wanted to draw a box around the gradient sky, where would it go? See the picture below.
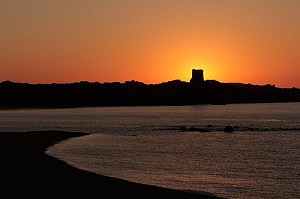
[1,0,300,88]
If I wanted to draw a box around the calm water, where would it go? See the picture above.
[0,103,299,198]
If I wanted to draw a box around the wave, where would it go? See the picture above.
[161,126,300,133]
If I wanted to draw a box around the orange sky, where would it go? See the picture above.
[1,0,300,88]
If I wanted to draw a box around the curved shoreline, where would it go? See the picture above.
[0,131,224,199]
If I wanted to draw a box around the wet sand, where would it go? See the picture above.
[0,131,224,199]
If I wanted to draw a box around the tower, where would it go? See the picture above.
[190,69,204,84]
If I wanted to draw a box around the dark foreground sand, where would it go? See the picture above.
[0,131,225,199]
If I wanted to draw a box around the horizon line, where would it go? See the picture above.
[1,79,299,89]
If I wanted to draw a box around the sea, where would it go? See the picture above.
[0,102,299,199]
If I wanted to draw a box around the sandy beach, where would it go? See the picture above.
[0,131,224,199]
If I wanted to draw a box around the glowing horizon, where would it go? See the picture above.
[1,0,300,88]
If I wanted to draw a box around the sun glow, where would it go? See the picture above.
[0,1,299,88]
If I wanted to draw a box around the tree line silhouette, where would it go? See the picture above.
[0,80,300,108]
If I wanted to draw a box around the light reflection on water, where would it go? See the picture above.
[48,130,299,199]
[0,103,299,198]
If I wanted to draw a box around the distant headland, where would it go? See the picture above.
[1,69,300,109]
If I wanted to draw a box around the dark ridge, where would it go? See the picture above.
[0,79,300,109]
[170,126,300,133]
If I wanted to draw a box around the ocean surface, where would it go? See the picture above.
[0,103,299,199]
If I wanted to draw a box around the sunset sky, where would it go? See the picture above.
[1,0,300,88]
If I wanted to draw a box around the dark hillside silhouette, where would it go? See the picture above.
[1,77,300,109]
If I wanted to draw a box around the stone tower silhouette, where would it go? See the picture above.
[190,69,204,84]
